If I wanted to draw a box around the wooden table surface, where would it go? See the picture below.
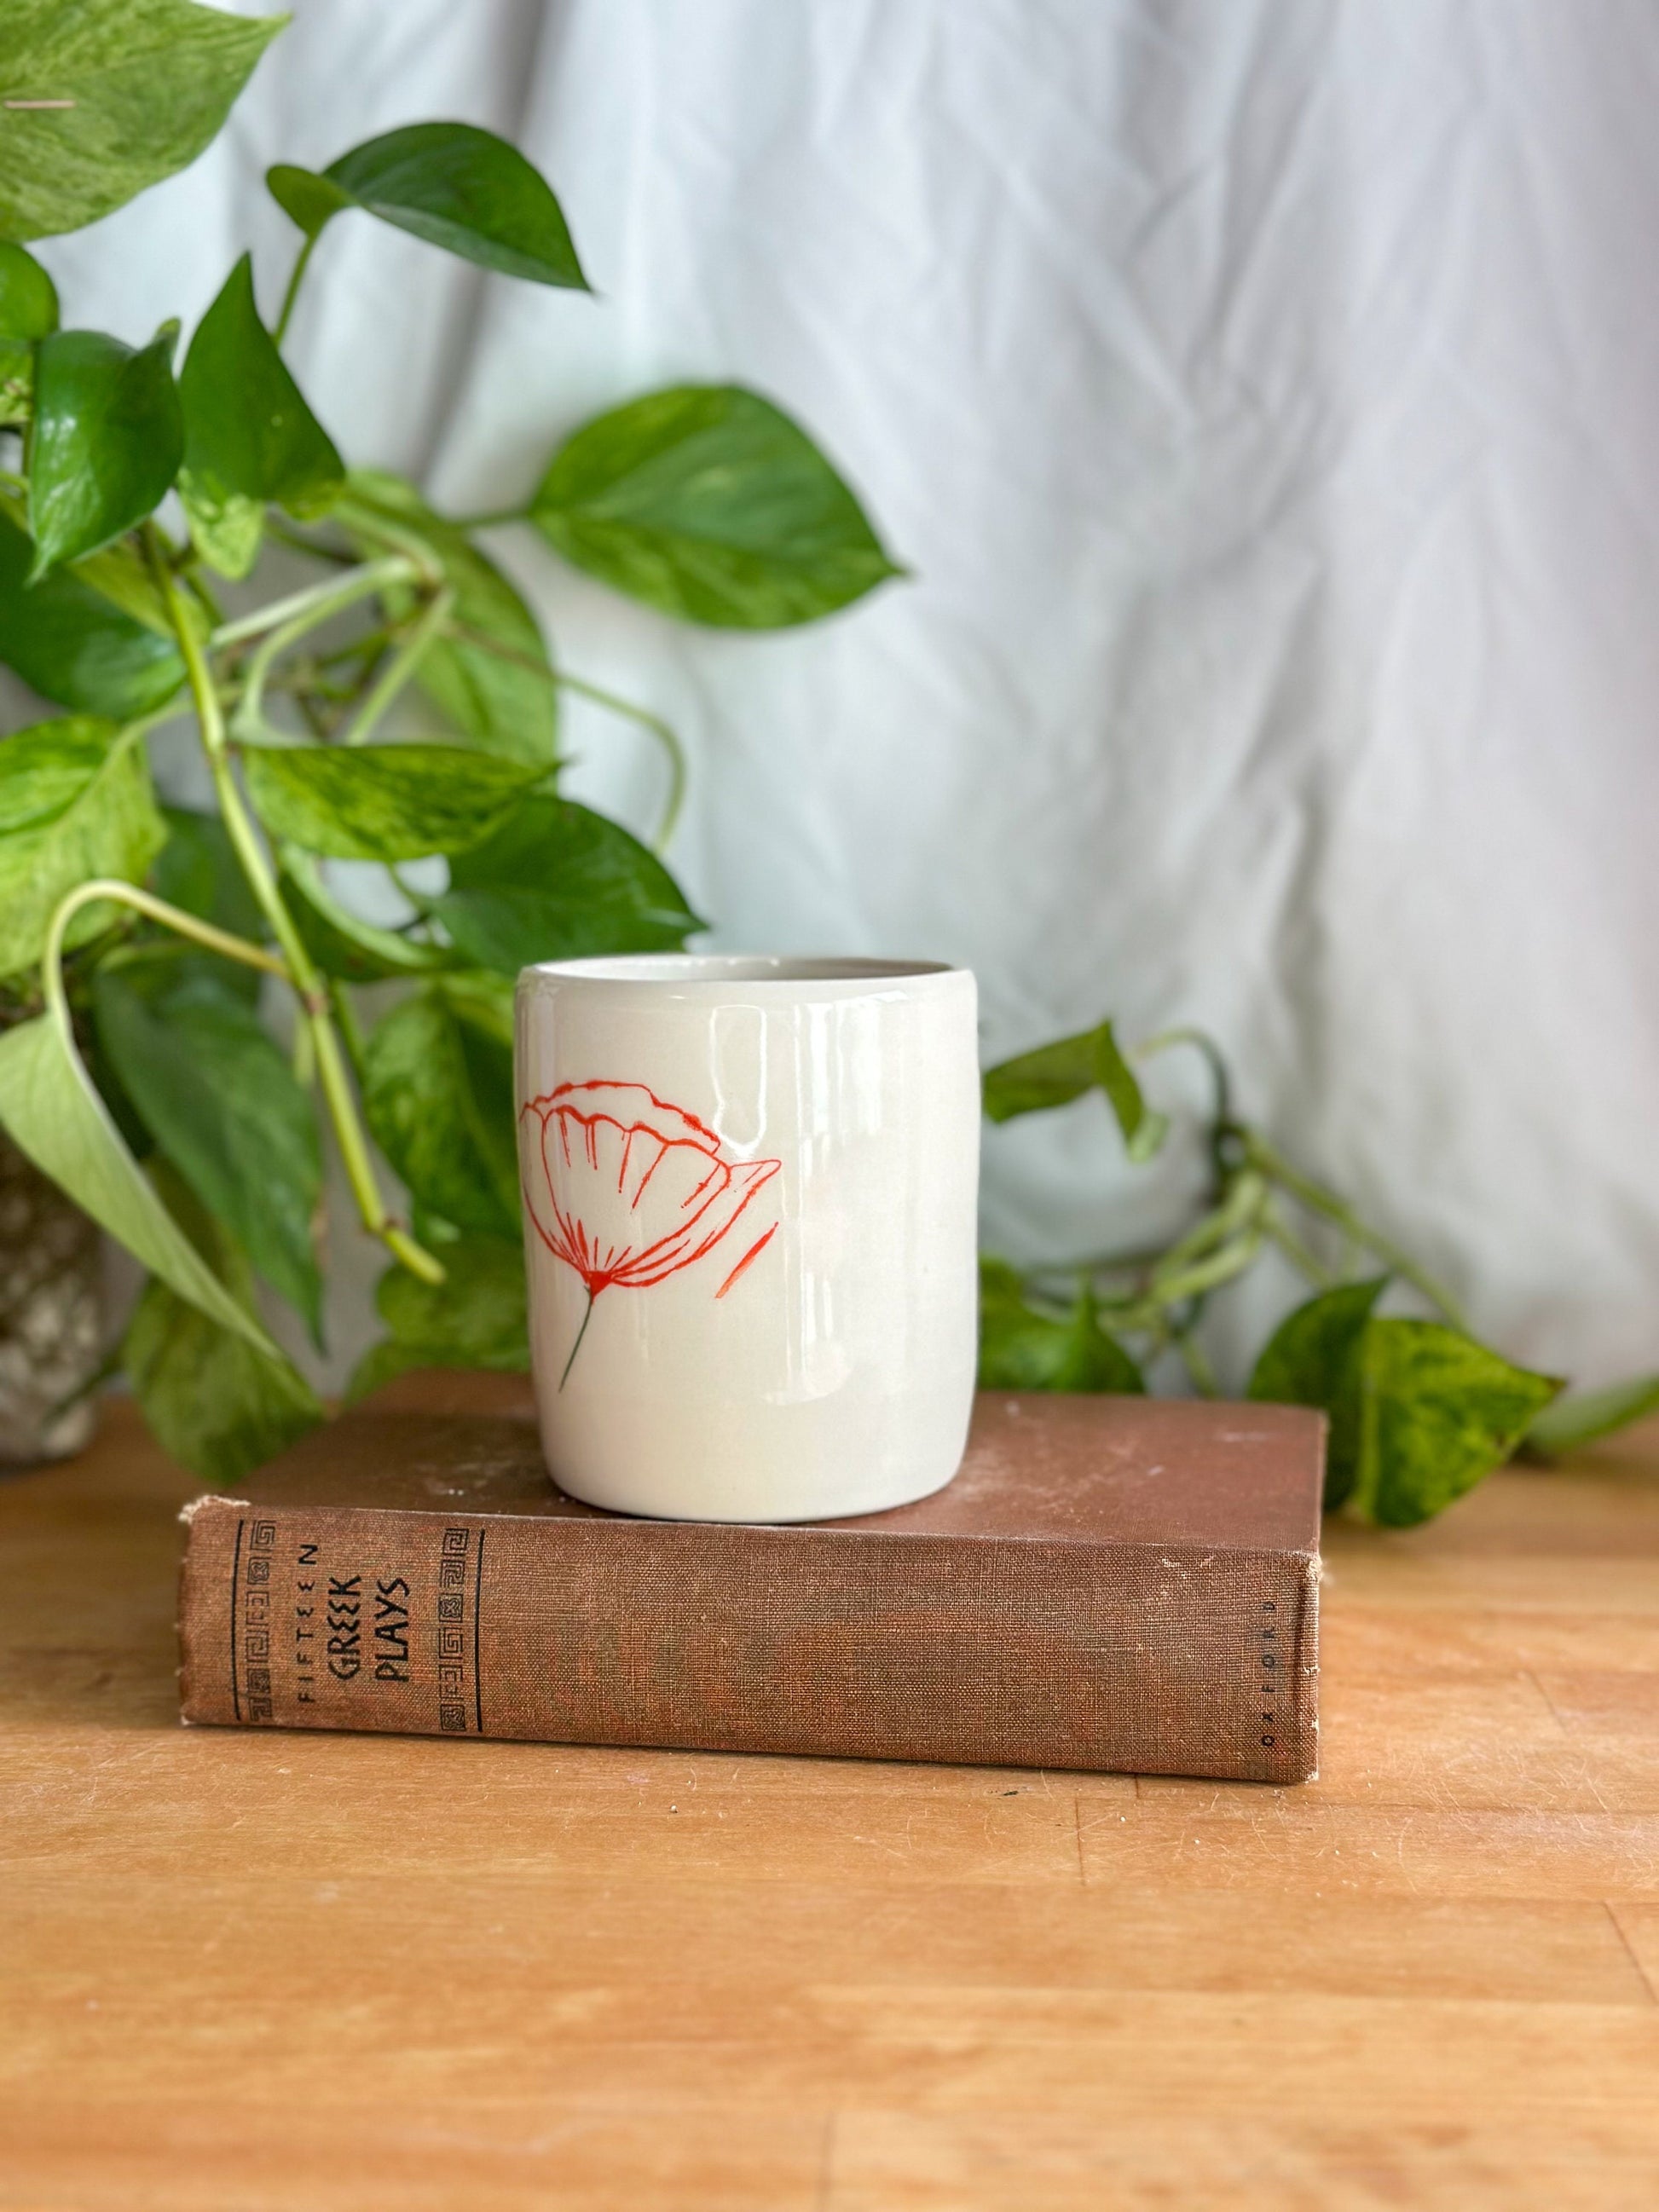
[3,1399,1658,2211]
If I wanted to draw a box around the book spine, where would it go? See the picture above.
[179,1499,1319,1782]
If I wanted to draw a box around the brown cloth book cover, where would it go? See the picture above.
[177,1372,1322,1782]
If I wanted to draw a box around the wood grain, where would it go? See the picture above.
[2,1399,1657,2209]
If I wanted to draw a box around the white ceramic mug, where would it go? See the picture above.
[514,955,980,1522]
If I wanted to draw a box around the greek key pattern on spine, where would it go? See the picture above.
[237,1517,278,1724]
[435,1524,485,1735]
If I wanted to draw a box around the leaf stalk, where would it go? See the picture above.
[339,582,454,745]
[556,668,688,850]
[146,526,444,1288]
[273,232,319,348]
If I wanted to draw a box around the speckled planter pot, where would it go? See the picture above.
[0,1130,101,1465]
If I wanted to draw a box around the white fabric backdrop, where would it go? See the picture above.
[31,0,1659,1389]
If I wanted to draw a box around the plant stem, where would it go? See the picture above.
[107,700,191,754]
[315,625,396,669]
[1147,1227,1264,1308]
[557,670,688,850]
[382,863,443,929]
[327,980,368,1084]
[211,557,415,653]
[1243,1130,1471,1331]
[338,584,454,745]
[1136,1025,1234,1187]
[181,564,225,629]
[1148,1170,1265,1286]
[1262,1207,1337,1288]
[330,496,446,587]
[273,232,319,348]
[44,879,291,982]
[145,526,444,1288]
[264,518,357,567]
[228,559,419,739]
[1025,1239,1195,1282]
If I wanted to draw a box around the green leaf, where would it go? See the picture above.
[531,384,900,629]
[1350,1320,1561,1529]
[0,716,166,977]
[343,469,558,765]
[0,241,56,338]
[240,740,540,862]
[93,966,323,1337]
[0,1008,280,1356]
[0,0,284,240]
[122,1164,321,1487]
[434,795,702,973]
[1248,1279,1387,1509]
[264,164,350,238]
[435,967,513,1045]
[1522,1372,1659,1462]
[977,1258,1146,1393]
[269,122,587,288]
[0,505,183,716]
[178,252,343,578]
[982,1019,1168,1162]
[0,336,32,424]
[29,324,183,574]
[277,844,458,982]
[126,1273,322,1485]
[377,1232,526,1356]
[348,1232,528,1401]
[361,983,518,1238]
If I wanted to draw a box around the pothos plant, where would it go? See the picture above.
[976,1019,1659,1526]
[0,3,1645,1522]
[0,2,899,1482]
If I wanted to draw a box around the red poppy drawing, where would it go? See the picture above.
[519,1080,783,1386]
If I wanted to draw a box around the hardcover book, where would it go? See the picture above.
[177,1371,1322,1782]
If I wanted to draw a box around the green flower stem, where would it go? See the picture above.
[147,528,445,1290]
[339,584,454,745]
[1243,1130,1471,1332]
[43,878,292,985]
[556,670,687,851]
[273,231,320,349]
[559,1291,596,1390]
[227,558,419,739]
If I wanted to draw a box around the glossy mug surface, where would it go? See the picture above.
[514,955,980,1522]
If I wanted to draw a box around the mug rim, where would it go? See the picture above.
[518,953,969,990]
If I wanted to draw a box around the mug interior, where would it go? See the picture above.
[522,954,959,985]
